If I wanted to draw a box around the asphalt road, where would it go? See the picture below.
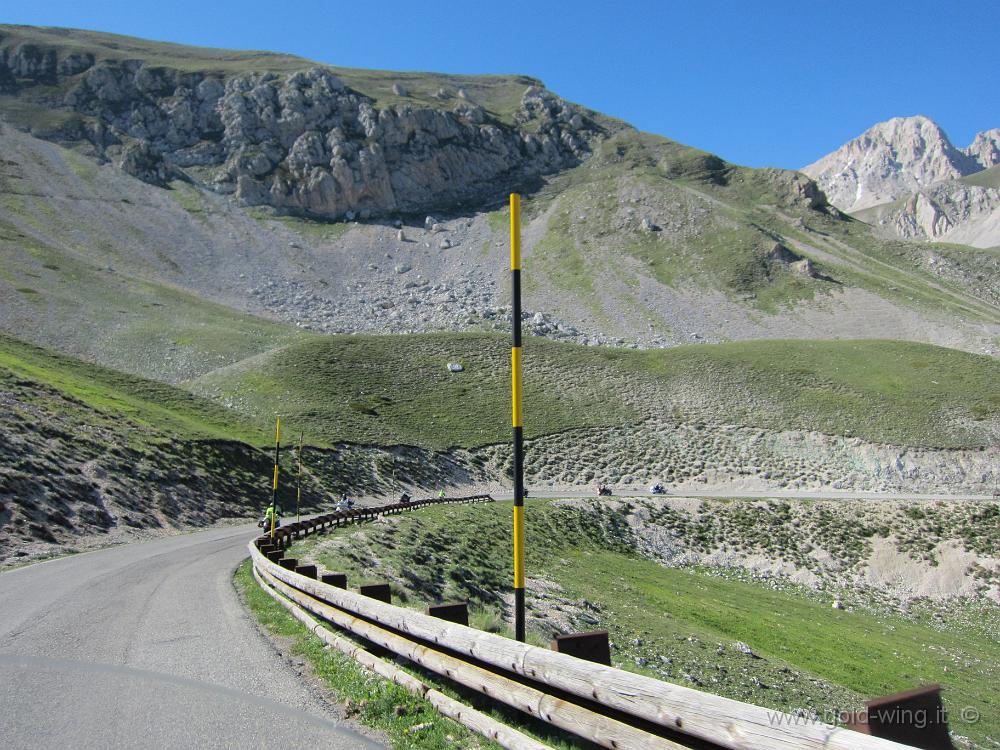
[0,523,384,749]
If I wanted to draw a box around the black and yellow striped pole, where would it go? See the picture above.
[510,192,526,643]
[270,415,281,540]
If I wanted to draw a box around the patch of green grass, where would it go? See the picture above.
[485,208,508,234]
[189,333,1000,450]
[559,550,999,746]
[63,148,100,181]
[189,332,639,449]
[247,209,356,243]
[960,165,1000,189]
[0,94,85,136]
[165,181,208,216]
[0,332,264,443]
[529,209,598,308]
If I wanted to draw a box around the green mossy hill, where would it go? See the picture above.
[189,333,1000,450]
[960,164,1000,189]
[0,332,263,443]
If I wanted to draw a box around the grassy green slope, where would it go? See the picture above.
[187,333,1000,450]
[0,335,315,560]
[0,333,264,443]
[960,164,1000,189]
[295,500,999,747]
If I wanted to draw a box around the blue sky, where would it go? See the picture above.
[5,0,996,169]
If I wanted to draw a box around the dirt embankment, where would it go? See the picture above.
[0,374,275,565]
[474,421,999,495]
[556,496,1000,605]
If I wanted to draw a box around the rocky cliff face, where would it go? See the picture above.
[965,128,1000,169]
[855,178,1000,250]
[800,116,996,213]
[0,39,600,219]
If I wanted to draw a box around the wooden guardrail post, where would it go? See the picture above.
[278,557,298,570]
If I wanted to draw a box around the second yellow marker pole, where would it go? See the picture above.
[510,193,526,642]
[270,415,281,540]
[296,433,303,524]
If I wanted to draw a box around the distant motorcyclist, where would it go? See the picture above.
[438,489,446,500]
[337,494,354,512]
[261,502,280,529]
[650,483,666,495]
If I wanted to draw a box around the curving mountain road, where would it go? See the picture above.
[0,523,383,749]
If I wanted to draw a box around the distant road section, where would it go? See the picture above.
[0,524,383,749]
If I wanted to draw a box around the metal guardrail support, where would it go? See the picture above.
[843,684,953,749]
[295,564,318,579]
[359,583,392,603]
[321,572,347,588]
[552,631,611,666]
[428,602,469,626]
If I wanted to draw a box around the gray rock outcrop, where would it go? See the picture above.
[0,39,602,219]
[858,181,1000,249]
[963,128,1000,169]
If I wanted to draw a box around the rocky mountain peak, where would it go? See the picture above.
[964,128,1000,169]
[801,115,982,213]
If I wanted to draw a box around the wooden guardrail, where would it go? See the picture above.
[250,495,916,750]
